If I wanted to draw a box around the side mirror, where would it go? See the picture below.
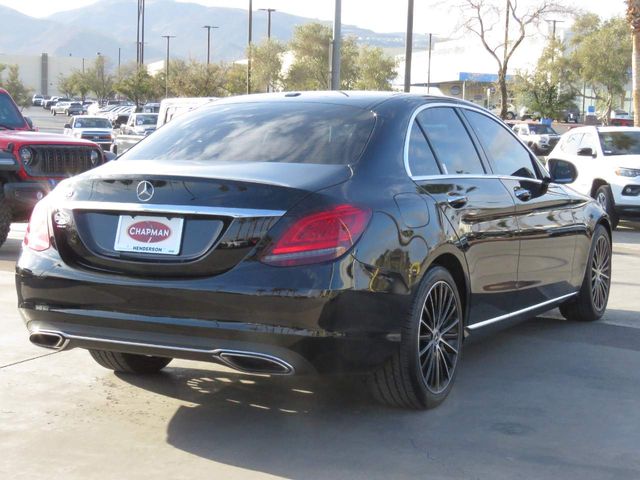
[577,147,596,158]
[547,159,577,184]
[63,123,71,129]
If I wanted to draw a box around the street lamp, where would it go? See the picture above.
[202,25,219,65]
[330,0,341,90]
[161,35,176,98]
[404,0,415,93]
[137,0,146,65]
[247,0,253,94]
[427,33,433,94]
[259,8,276,40]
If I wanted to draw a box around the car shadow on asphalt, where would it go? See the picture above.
[115,314,640,479]
[0,237,21,270]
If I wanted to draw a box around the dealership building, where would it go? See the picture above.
[0,53,85,97]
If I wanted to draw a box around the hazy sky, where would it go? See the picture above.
[0,0,628,34]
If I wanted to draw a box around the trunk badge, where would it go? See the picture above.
[136,181,154,202]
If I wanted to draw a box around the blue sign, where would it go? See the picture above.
[459,72,514,83]
[587,105,596,114]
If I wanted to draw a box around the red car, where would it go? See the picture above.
[0,88,108,248]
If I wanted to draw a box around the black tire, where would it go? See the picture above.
[505,111,515,120]
[595,185,619,229]
[559,225,612,322]
[110,144,118,155]
[89,349,172,374]
[52,109,56,116]
[369,266,464,409]
[0,188,11,248]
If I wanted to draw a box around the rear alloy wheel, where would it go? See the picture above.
[89,350,172,374]
[369,266,463,409]
[0,189,11,248]
[560,225,611,322]
[595,185,619,229]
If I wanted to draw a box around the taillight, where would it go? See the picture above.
[24,200,51,251]
[261,204,371,267]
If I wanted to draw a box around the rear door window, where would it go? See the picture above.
[407,122,440,176]
[416,107,485,175]
[464,110,537,179]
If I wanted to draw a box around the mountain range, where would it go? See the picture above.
[0,0,428,64]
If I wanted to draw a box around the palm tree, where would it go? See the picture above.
[627,0,640,126]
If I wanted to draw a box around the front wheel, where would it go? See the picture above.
[560,225,612,322]
[595,185,619,229]
[89,350,172,374]
[369,266,464,409]
[52,110,56,116]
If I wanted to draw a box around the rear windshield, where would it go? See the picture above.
[122,102,376,165]
[0,93,27,129]
[528,124,557,135]
[134,114,158,125]
[75,118,112,129]
[599,131,640,156]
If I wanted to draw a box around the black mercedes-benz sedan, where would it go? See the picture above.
[17,92,612,409]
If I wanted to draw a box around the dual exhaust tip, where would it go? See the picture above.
[28,331,294,375]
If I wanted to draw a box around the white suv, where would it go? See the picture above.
[547,126,640,228]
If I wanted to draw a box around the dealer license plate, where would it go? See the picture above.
[114,215,184,255]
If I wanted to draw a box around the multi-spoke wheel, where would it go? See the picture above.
[369,266,464,409]
[560,225,611,322]
[418,281,461,395]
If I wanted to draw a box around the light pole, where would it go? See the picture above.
[247,0,253,94]
[136,0,146,65]
[161,35,175,98]
[404,0,415,92]
[259,8,276,40]
[330,0,342,90]
[427,33,433,94]
[118,47,121,77]
[202,25,219,65]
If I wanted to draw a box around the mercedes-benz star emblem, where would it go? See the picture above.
[136,181,154,202]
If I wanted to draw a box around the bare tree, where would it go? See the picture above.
[459,0,568,119]
[627,0,640,126]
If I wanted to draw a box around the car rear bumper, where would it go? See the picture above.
[16,250,405,375]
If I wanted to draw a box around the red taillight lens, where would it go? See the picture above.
[261,204,371,267]
[24,200,51,252]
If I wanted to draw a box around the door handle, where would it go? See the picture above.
[447,193,468,208]
[514,187,532,201]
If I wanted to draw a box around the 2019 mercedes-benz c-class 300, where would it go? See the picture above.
[17,92,612,409]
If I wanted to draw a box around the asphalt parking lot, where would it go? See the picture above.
[1,220,639,479]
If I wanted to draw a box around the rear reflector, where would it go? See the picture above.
[261,204,371,267]
[24,200,51,252]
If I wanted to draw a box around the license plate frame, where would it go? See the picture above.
[114,215,184,256]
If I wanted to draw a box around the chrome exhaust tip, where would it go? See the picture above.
[215,350,294,375]
[29,331,69,351]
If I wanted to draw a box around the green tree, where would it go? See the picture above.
[513,38,576,119]
[115,63,157,106]
[167,59,229,97]
[70,70,92,101]
[251,39,286,92]
[86,56,114,102]
[354,46,397,90]
[0,65,32,109]
[223,63,248,96]
[571,16,632,123]
[57,74,78,98]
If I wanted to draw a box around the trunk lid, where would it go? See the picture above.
[52,160,352,277]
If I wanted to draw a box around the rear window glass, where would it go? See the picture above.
[123,102,376,165]
[0,93,27,129]
[528,124,557,135]
[599,131,640,156]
